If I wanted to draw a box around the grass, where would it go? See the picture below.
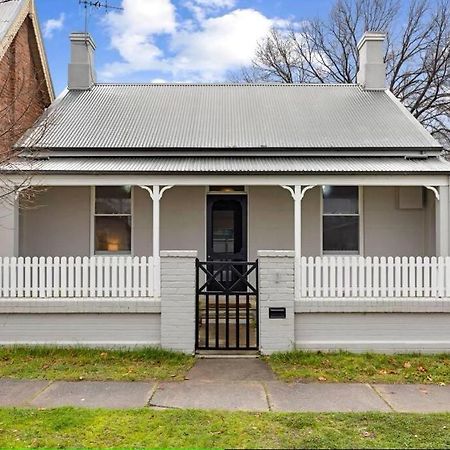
[266,351,450,384]
[0,346,194,381]
[0,408,448,448]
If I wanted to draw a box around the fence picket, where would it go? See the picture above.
[438,256,445,298]
[67,257,74,297]
[358,257,365,297]
[82,256,89,297]
[314,256,321,297]
[344,257,350,297]
[46,256,53,298]
[446,257,450,298]
[37,256,45,298]
[10,257,17,298]
[125,257,133,297]
[431,256,438,297]
[16,257,24,298]
[408,256,415,297]
[401,256,408,297]
[60,257,67,297]
[300,256,308,298]
[53,257,60,298]
[3,257,9,297]
[329,257,336,298]
[416,256,423,297]
[307,257,314,297]
[365,257,372,297]
[423,257,430,297]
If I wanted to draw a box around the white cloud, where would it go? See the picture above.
[171,9,272,80]
[43,13,65,39]
[194,0,236,8]
[107,0,176,35]
[103,0,175,75]
[100,0,275,82]
[183,0,236,22]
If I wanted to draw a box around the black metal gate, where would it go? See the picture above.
[195,259,259,351]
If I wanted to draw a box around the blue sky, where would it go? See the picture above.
[36,0,339,94]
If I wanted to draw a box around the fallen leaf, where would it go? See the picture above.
[403,362,411,369]
[361,431,376,438]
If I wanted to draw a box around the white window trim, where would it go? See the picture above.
[320,186,364,256]
[90,186,134,256]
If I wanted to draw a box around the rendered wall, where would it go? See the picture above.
[363,186,435,256]
[19,185,437,258]
[0,313,161,347]
[20,186,91,256]
[295,312,450,353]
[161,186,206,259]
[248,186,294,259]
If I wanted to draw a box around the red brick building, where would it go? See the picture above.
[0,0,54,156]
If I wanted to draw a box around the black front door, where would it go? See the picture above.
[206,195,247,291]
[207,195,247,262]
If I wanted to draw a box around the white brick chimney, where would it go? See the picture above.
[357,32,386,90]
[68,32,96,90]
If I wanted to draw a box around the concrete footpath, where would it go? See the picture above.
[1,359,449,413]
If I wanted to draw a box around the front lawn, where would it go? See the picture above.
[267,351,450,384]
[0,408,448,448]
[0,346,194,381]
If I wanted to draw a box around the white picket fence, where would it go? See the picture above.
[0,256,158,298]
[297,256,450,299]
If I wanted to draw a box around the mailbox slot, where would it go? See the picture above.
[269,307,286,319]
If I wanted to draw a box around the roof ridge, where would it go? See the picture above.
[92,82,361,88]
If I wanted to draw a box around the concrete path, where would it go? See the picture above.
[1,359,450,412]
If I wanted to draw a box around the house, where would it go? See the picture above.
[0,30,450,354]
[0,0,54,156]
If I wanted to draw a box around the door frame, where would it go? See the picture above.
[205,187,249,262]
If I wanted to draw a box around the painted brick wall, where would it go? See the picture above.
[160,250,197,354]
[0,17,50,156]
[258,250,295,354]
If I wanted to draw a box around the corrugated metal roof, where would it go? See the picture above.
[6,157,450,173]
[22,83,440,150]
[0,0,24,42]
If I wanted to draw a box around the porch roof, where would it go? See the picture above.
[6,156,450,174]
[19,83,440,152]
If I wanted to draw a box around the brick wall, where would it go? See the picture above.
[160,251,197,354]
[258,250,296,354]
[0,16,51,157]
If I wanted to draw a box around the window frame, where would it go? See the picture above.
[320,186,364,256]
[90,186,134,256]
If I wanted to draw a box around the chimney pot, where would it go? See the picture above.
[357,31,386,90]
[68,32,96,90]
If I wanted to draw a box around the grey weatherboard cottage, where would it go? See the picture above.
[1,30,450,354]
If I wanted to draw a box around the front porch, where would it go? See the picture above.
[0,173,450,353]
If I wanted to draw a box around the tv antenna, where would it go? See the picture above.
[78,1,124,33]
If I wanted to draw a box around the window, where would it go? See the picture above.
[94,186,132,254]
[322,186,360,254]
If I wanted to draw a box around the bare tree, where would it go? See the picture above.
[0,24,51,206]
[237,0,450,148]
